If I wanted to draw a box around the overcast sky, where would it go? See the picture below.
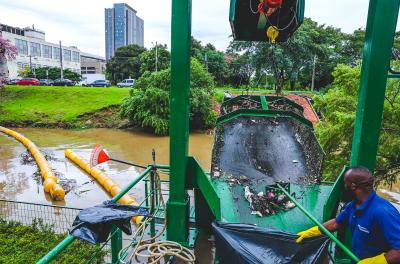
[0,0,398,57]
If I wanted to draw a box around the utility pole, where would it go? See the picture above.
[204,53,208,71]
[155,41,158,72]
[311,55,317,91]
[59,41,64,79]
[29,55,32,75]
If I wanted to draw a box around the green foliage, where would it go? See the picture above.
[24,67,81,82]
[314,64,400,184]
[191,38,229,86]
[225,52,255,88]
[0,219,106,264]
[139,44,170,74]
[229,18,349,92]
[213,89,225,103]
[120,58,216,135]
[106,44,147,83]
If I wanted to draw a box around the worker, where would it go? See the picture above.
[296,166,400,264]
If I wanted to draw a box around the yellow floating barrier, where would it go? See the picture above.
[65,149,142,224]
[0,126,65,201]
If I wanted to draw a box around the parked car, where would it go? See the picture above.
[117,79,135,88]
[7,79,19,85]
[16,78,40,86]
[52,78,75,86]
[88,80,111,87]
[39,79,53,86]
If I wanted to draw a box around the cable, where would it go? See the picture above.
[249,0,260,14]
[118,169,195,263]
[263,0,299,32]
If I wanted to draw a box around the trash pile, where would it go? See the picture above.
[244,186,295,217]
[221,97,262,115]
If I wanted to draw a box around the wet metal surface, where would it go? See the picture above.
[0,128,212,208]
[212,117,322,185]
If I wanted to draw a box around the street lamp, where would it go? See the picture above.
[151,41,158,72]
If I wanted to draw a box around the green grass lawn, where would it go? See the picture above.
[0,85,130,124]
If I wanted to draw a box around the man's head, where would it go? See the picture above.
[343,166,374,202]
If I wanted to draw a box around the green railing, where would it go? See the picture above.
[37,165,169,264]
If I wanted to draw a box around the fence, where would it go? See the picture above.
[0,199,80,233]
[0,199,114,263]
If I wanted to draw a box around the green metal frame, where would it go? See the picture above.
[350,0,400,171]
[37,166,154,263]
[166,0,192,244]
[217,108,313,128]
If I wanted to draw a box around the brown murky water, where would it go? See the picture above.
[0,128,213,208]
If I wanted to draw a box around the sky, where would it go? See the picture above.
[0,0,398,57]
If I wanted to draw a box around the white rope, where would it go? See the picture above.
[118,170,196,263]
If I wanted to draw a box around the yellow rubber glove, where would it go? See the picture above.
[296,226,322,243]
[358,253,388,264]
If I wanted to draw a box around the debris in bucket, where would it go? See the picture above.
[243,186,295,217]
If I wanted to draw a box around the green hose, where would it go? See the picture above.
[276,183,360,263]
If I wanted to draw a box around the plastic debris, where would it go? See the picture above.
[243,186,295,216]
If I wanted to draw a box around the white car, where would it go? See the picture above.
[117,79,135,88]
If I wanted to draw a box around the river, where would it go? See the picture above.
[0,127,399,211]
[0,128,213,208]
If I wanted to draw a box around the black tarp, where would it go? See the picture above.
[212,222,330,264]
[69,200,149,244]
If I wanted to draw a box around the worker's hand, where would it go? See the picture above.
[296,226,322,243]
[358,253,388,264]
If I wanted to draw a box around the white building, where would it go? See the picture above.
[1,24,81,79]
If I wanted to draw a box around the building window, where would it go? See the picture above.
[42,45,52,58]
[63,49,71,61]
[15,39,28,55]
[53,47,61,61]
[72,51,80,62]
[30,42,41,57]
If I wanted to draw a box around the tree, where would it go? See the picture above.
[225,52,255,87]
[314,64,400,185]
[120,58,216,135]
[22,67,81,82]
[228,18,349,92]
[191,37,229,86]
[139,44,170,74]
[0,29,17,87]
[106,44,146,83]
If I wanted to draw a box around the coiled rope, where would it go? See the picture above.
[118,170,195,263]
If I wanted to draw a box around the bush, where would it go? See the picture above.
[121,58,216,135]
[314,64,400,184]
[0,219,107,264]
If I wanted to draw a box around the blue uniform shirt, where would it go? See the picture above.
[336,191,400,260]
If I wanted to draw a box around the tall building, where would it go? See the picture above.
[105,3,144,60]
[1,24,81,79]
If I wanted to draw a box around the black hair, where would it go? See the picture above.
[345,166,374,190]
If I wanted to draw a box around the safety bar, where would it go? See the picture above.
[277,183,360,263]
[37,165,158,264]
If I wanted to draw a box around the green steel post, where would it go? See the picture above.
[150,171,156,238]
[37,167,153,264]
[350,0,400,171]
[260,96,268,110]
[277,184,360,263]
[167,0,192,243]
[111,226,122,264]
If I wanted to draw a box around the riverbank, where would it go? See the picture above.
[0,85,130,128]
